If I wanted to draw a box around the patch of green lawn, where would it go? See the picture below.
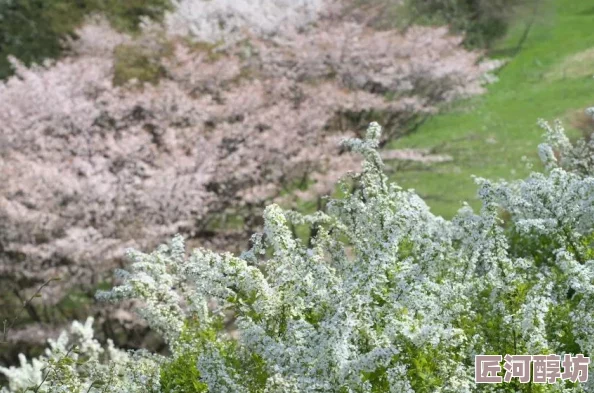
[385,0,594,218]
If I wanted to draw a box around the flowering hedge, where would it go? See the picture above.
[2,118,594,392]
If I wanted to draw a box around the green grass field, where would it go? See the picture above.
[384,0,594,218]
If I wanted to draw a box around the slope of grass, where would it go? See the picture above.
[384,0,594,218]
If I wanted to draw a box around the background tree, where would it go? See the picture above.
[0,0,172,79]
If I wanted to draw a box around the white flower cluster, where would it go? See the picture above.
[2,118,594,392]
[0,318,162,393]
[164,0,336,44]
[537,114,594,176]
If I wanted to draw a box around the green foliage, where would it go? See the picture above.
[160,320,210,393]
[0,0,81,78]
[403,0,537,49]
[95,0,173,33]
[403,344,447,392]
[0,0,173,79]
[160,348,208,393]
[159,317,270,393]
[112,42,170,86]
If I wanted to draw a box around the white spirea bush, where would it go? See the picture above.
[2,118,594,392]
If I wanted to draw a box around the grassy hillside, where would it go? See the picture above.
[385,0,594,218]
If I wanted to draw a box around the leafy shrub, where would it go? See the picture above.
[570,108,594,142]
[2,115,594,392]
[112,41,171,86]
[403,0,537,48]
[0,0,172,79]
[96,0,173,32]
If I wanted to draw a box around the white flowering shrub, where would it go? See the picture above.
[0,317,162,393]
[2,118,594,392]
